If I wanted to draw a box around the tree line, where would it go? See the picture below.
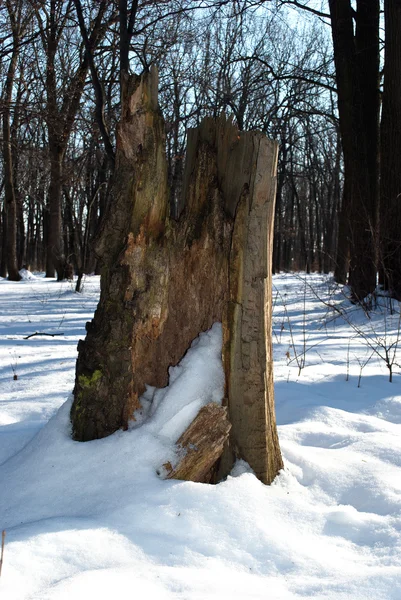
[2,0,398,305]
[287,0,401,303]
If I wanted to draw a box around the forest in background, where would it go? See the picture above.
[0,0,340,285]
[2,0,400,305]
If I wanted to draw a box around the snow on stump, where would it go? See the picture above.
[163,403,231,483]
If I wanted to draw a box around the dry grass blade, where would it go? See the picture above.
[0,530,6,577]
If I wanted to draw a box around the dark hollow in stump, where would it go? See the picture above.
[71,67,283,485]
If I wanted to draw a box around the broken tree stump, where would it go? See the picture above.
[71,67,283,485]
[163,403,231,483]
[219,133,283,484]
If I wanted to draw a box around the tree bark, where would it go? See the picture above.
[71,68,283,485]
[329,0,380,301]
[380,0,401,299]
[2,46,21,282]
[46,144,66,279]
[334,184,350,284]
[0,204,6,278]
[218,127,282,483]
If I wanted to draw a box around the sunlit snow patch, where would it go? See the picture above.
[19,268,37,280]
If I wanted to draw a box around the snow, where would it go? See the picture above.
[1,272,401,599]
[137,322,225,443]
[18,269,38,281]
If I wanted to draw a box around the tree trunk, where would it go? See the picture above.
[380,0,401,299]
[334,185,350,283]
[218,126,282,483]
[2,47,21,282]
[0,203,7,278]
[71,68,283,485]
[46,145,67,279]
[329,0,380,301]
[273,140,287,273]
[348,0,380,301]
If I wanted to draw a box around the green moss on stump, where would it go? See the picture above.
[78,369,103,389]
[72,369,104,441]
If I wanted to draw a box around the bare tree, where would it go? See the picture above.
[32,0,108,279]
[1,0,32,280]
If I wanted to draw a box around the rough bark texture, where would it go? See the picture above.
[72,69,230,440]
[46,146,66,279]
[163,403,231,483]
[329,0,380,302]
[380,0,401,299]
[71,67,283,485]
[219,134,283,484]
[3,46,21,282]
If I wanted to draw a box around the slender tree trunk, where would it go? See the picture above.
[332,131,343,276]
[37,177,46,271]
[11,63,25,269]
[46,144,66,279]
[283,194,294,271]
[27,197,35,270]
[273,141,287,273]
[2,47,21,281]
[313,183,323,273]
[45,5,64,279]
[308,182,315,271]
[292,180,308,272]
[335,184,350,283]
[0,203,7,278]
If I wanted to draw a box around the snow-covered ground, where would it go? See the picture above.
[1,272,401,599]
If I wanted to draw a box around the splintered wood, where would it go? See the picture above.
[163,403,231,483]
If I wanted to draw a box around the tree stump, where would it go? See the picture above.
[71,67,283,485]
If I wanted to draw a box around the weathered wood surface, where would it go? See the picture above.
[71,68,230,441]
[163,403,231,483]
[219,135,283,484]
[71,67,283,485]
[71,67,169,440]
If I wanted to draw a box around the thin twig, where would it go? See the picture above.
[23,332,64,340]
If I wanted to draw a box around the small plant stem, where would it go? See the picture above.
[0,530,6,577]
